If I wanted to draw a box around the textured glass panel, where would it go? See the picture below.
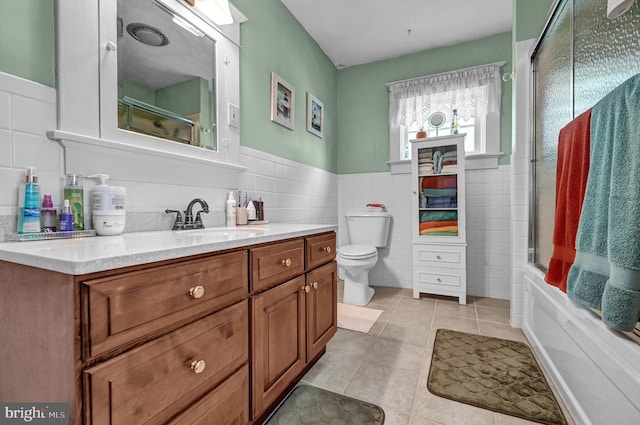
[533,0,573,270]
[574,0,640,114]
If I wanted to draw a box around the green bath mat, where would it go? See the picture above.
[265,385,385,425]
[428,329,567,425]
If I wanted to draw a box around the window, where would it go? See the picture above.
[388,62,503,171]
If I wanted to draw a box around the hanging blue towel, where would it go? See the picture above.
[567,73,640,332]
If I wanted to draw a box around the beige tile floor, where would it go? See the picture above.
[301,284,575,425]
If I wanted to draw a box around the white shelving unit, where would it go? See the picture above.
[410,134,467,304]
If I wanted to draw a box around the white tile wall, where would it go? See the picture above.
[239,146,339,225]
[510,39,536,326]
[338,166,512,299]
[0,72,59,221]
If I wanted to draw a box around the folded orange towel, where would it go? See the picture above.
[545,108,592,293]
[420,220,458,231]
[420,225,458,235]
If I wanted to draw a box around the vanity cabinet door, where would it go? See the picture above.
[84,300,248,425]
[82,250,248,359]
[306,261,338,361]
[251,239,305,292]
[251,276,306,419]
[305,232,336,270]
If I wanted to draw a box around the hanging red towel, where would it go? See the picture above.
[545,109,592,292]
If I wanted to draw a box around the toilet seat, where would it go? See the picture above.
[337,244,377,260]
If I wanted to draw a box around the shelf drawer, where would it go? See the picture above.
[414,268,463,288]
[305,232,336,270]
[84,300,248,425]
[168,365,249,425]
[251,239,305,293]
[82,250,248,359]
[413,244,465,269]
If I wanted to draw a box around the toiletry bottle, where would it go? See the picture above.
[59,199,75,232]
[41,194,57,232]
[17,166,41,233]
[451,109,459,134]
[64,174,84,230]
[88,174,126,236]
[226,191,236,227]
[247,198,256,221]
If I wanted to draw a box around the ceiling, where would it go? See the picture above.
[280,0,514,69]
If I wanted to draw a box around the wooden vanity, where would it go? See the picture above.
[0,226,337,425]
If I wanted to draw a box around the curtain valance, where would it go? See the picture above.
[388,63,503,127]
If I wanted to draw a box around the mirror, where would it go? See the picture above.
[116,0,217,150]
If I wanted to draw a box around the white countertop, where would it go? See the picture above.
[0,223,337,275]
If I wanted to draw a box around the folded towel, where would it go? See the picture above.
[420,220,458,231]
[425,197,457,208]
[420,225,458,235]
[424,231,458,236]
[567,73,640,332]
[420,211,457,222]
[421,175,457,189]
[423,188,457,197]
[545,109,592,293]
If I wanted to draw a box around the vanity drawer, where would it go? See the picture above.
[251,239,305,293]
[82,250,248,359]
[168,365,249,425]
[305,232,336,270]
[84,300,248,425]
[413,244,465,269]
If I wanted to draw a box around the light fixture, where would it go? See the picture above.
[186,0,233,25]
[607,0,635,19]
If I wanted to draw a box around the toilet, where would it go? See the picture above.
[337,211,392,306]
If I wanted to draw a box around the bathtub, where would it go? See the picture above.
[522,264,640,425]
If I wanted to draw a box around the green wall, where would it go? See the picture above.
[336,32,513,174]
[0,0,55,87]
[514,0,554,41]
[234,0,338,173]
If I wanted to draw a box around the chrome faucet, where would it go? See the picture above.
[183,198,209,230]
[165,209,184,230]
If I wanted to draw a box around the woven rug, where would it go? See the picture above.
[265,385,385,425]
[428,329,567,425]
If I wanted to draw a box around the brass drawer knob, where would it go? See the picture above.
[304,285,311,293]
[189,285,205,299]
[322,246,332,253]
[282,258,292,267]
[190,359,206,374]
[312,281,318,289]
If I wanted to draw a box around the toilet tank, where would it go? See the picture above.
[345,212,391,247]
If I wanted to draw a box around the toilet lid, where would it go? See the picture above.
[338,244,377,260]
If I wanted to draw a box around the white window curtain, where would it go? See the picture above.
[388,63,503,127]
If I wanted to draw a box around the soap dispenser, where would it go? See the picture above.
[88,174,126,236]
[226,191,236,227]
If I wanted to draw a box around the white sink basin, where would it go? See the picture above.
[176,225,269,236]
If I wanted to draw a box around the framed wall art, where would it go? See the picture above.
[270,72,295,130]
[306,92,324,138]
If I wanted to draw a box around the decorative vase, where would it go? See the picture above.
[416,130,427,139]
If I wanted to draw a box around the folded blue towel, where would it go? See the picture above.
[567,73,640,332]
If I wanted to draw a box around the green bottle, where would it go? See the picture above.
[63,174,84,230]
[451,109,459,135]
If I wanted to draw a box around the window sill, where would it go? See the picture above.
[388,152,503,174]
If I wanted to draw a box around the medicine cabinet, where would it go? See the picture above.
[52,0,246,187]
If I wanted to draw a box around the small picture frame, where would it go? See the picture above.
[270,72,295,130]
[306,93,324,138]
